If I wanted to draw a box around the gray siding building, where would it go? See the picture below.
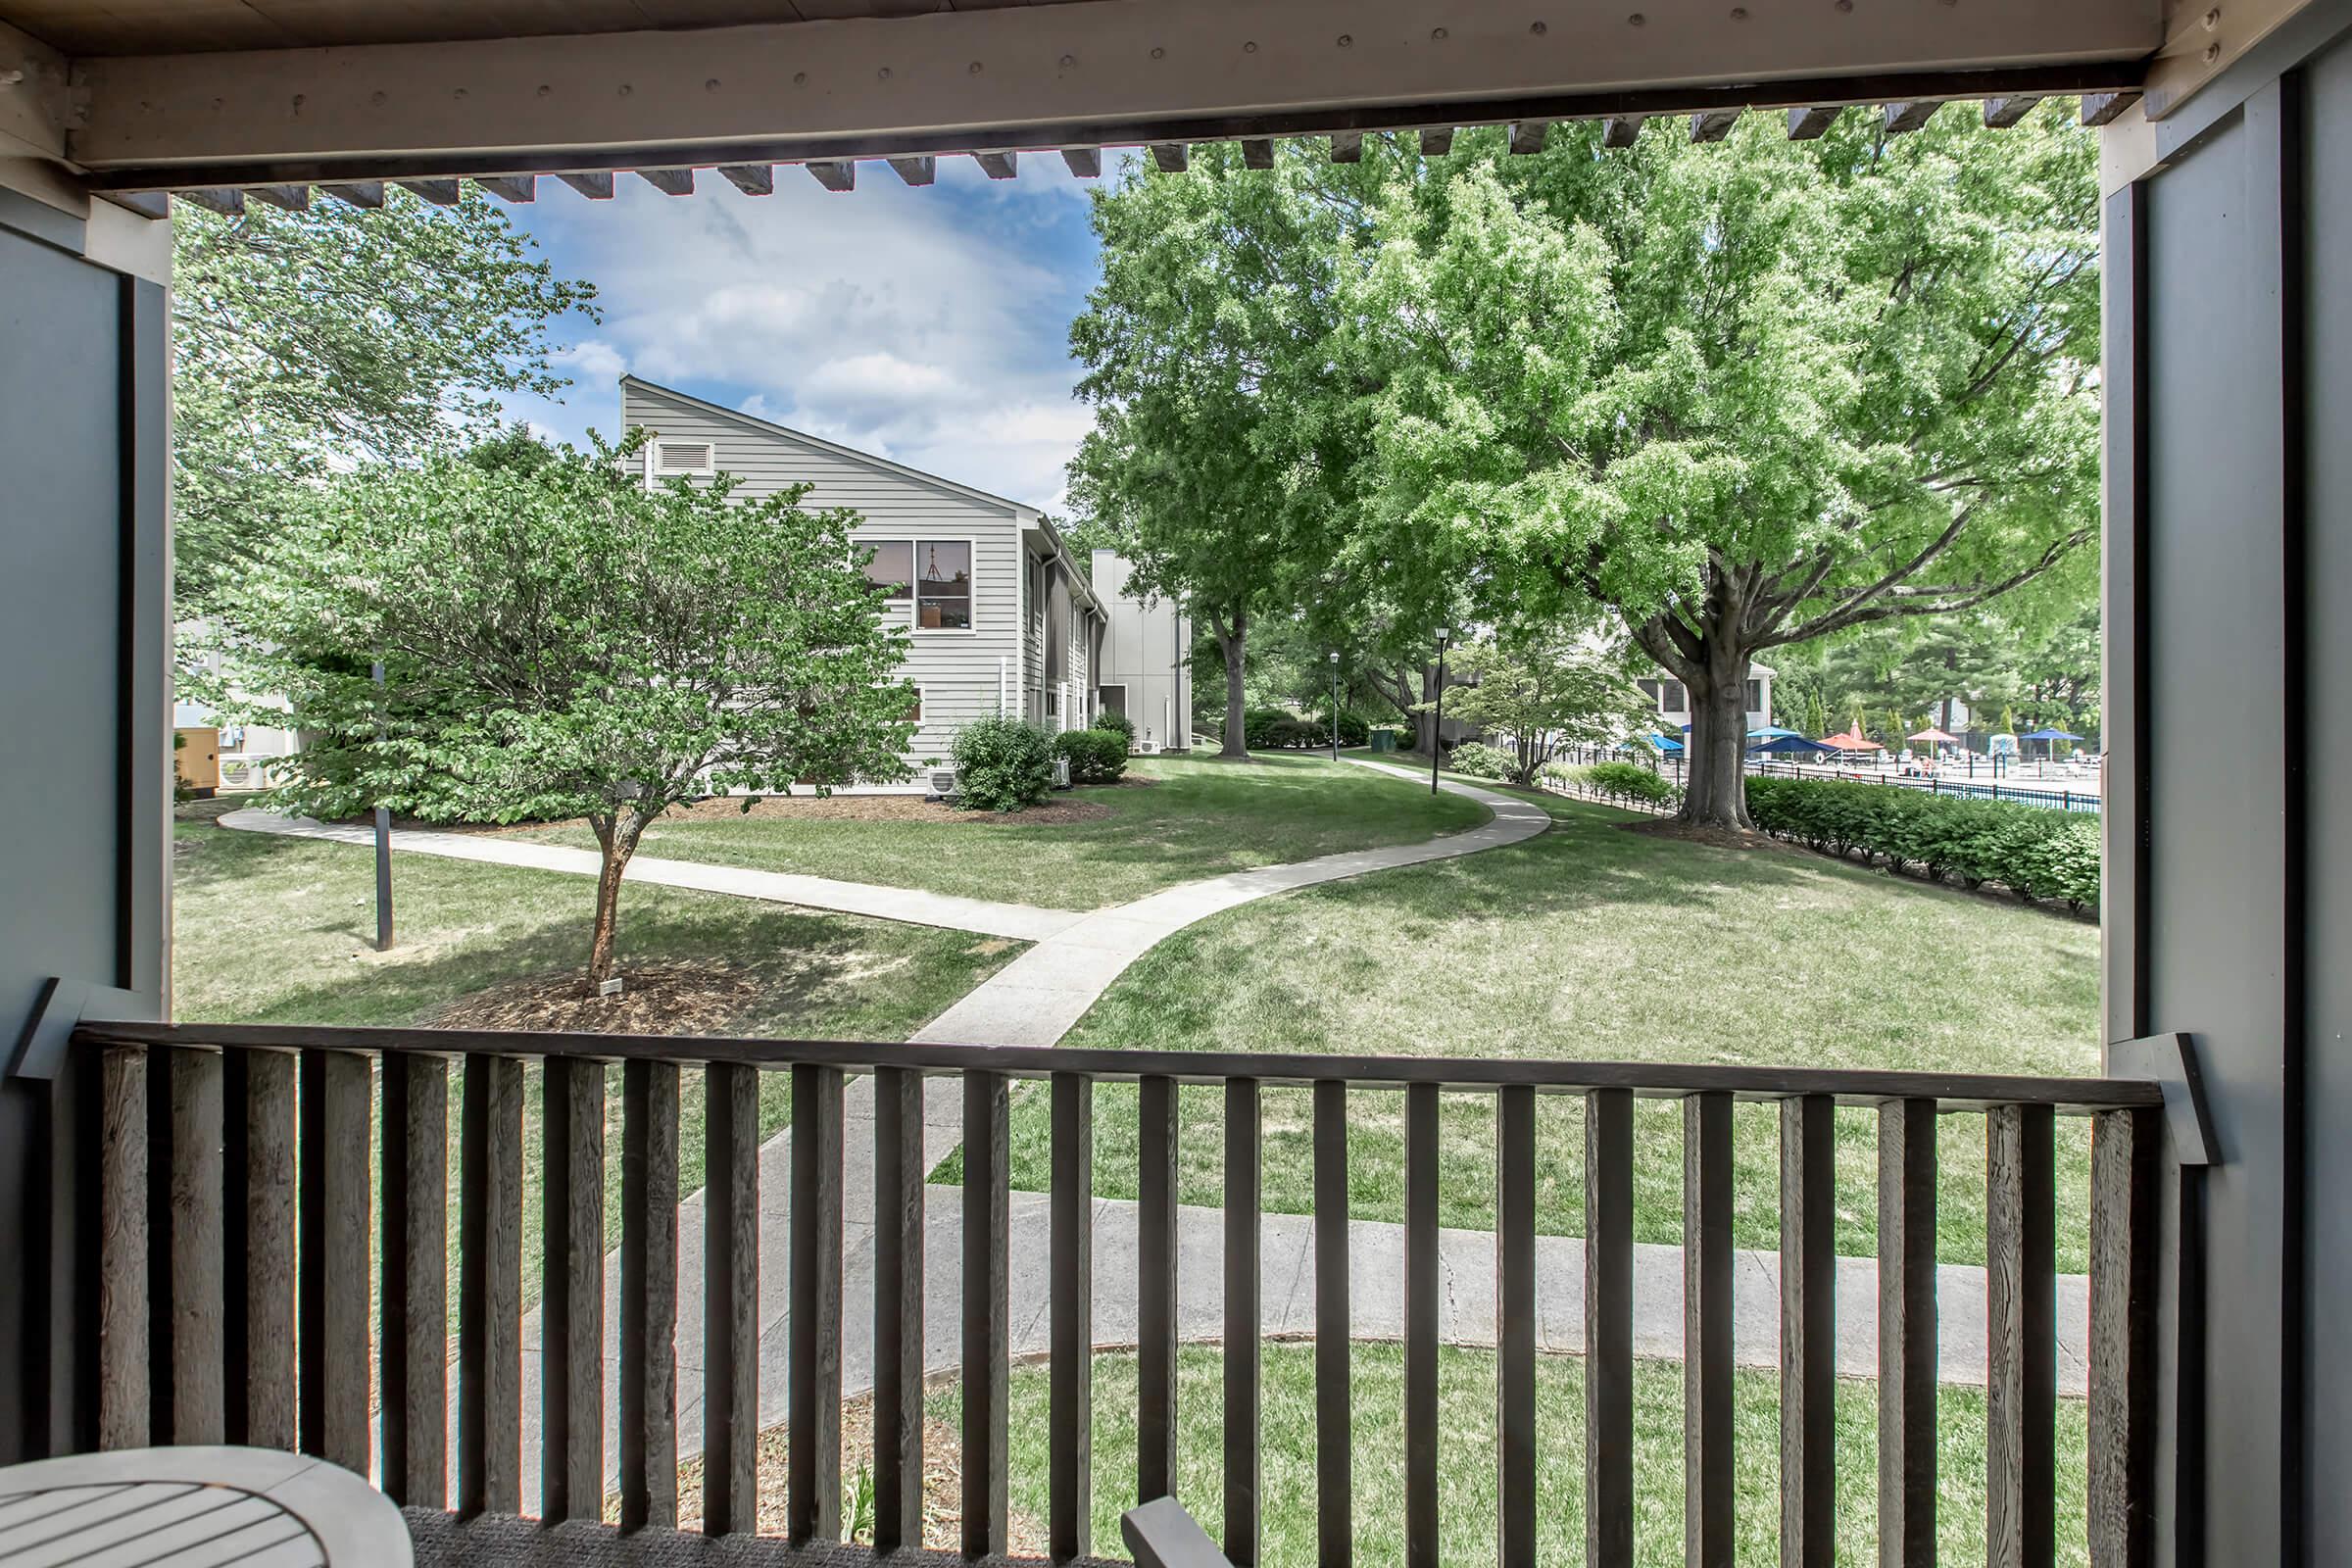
[1089,549,1194,753]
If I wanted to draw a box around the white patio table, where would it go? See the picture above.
[0,1445,411,1567]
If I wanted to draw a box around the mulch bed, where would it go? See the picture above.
[424,960,766,1035]
[670,1393,1049,1555]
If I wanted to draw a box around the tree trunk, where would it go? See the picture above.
[1416,664,1439,757]
[585,812,646,991]
[1208,606,1249,759]
[1681,662,1754,829]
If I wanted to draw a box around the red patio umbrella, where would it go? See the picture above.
[1909,726,1960,746]
[1820,729,1883,751]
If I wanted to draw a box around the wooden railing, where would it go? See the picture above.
[73,1020,2165,1568]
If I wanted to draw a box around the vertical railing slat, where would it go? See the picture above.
[1224,1078,1261,1568]
[458,1054,522,1514]
[1051,1072,1095,1564]
[1494,1085,1538,1568]
[300,1048,372,1477]
[169,1046,225,1444]
[619,1057,681,1533]
[1137,1074,1180,1505]
[1312,1080,1350,1568]
[1586,1087,1634,1568]
[541,1054,604,1523]
[2087,1105,2158,1568]
[961,1069,1011,1559]
[1403,1081,1440,1568]
[788,1063,845,1545]
[234,1050,296,1450]
[1988,1102,2057,1568]
[1684,1089,1735,1568]
[872,1066,926,1555]
[1781,1093,1837,1568]
[1879,1097,1937,1568]
[97,1044,149,1451]
[705,1060,760,1536]
[382,1053,448,1508]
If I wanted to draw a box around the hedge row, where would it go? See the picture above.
[1052,726,1129,784]
[1744,776,2100,913]
[1541,759,1679,808]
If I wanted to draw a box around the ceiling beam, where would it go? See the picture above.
[1418,127,1455,156]
[1149,143,1189,172]
[474,174,535,202]
[1328,131,1363,163]
[1982,94,2042,127]
[247,184,309,210]
[2082,90,2143,125]
[638,168,695,195]
[1060,148,1102,177]
[1882,101,1939,133]
[67,0,2160,184]
[886,156,935,186]
[1508,121,1548,155]
[1785,105,1839,139]
[718,163,774,194]
[1690,108,1741,142]
[1601,116,1644,148]
[974,150,1017,180]
[396,178,459,206]
[558,171,613,198]
[319,181,384,208]
[1242,138,1276,169]
[807,160,855,192]
[178,188,244,215]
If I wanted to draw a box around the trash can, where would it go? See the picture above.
[1370,728,1397,753]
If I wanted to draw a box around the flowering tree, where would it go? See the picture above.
[225,431,915,990]
[1422,634,1653,786]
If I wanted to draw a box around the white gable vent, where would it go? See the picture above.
[652,439,714,475]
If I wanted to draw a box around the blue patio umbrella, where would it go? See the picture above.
[2019,726,2083,742]
[1646,732,1685,753]
[1746,725,1804,741]
[1747,732,1838,755]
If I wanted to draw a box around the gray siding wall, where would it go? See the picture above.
[1091,551,1194,751]
[621,382,1023,769]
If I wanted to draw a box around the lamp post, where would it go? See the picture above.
[1329,651,1342,762]
[1431,627,1450,795]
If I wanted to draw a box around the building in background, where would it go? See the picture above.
[1090,549,1193,753]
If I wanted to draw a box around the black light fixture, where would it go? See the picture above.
[1432,627,1451,795]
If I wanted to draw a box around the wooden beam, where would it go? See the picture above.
[95,190,171,219]
[1149,142,1189,172]
[397,178,460,206]
[2082,90,2141,125]
[1601,116,1644,148]
[1508,120,1547,154]
[1983,94,2043,127]
[718,163,773,194]
[474,175,534,202]
[248,184,309,210]
[1060,147,1102,177]
[974,150,1018,179]
[1242,138,1275,168]
[638,168,694,195]
[1787,105,1839,139]
[1883,100,1939,134]
[1690,108,1740,141]
[1418,126,1454,156]
[319,181,383,208]
[1327,131,1362,163]
[557,172,613,198]
[807,160,855,191]
[179,188,244,215]
[886,156,935,185]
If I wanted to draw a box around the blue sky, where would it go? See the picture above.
[496,156,1115,512]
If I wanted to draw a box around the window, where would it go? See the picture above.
[905,689,923,723]
[1637,678,1661,710]
[916,540,972,629]
[1745,678,1763,712]
[1045,689,1059,717]
[863,540,911,602]
[1660,679,1688,712]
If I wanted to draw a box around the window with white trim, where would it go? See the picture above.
[915,540,972,630]
[863,540,912,603]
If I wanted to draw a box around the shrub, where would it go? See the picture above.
[1053,726,1130,785]
[1743,776,2099,911]
[1448,741,1514,779]
[950,716,1054,811]
[1583,760,1677,806]
[1092,710,1137,746]
[1243,707,1291,749]
[1315,709,1370,748]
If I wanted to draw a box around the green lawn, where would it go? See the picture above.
[501,753,1491,911]
[933,1344,2091,1568]
[174,807,1024,1316]
[953,786,2101,1271]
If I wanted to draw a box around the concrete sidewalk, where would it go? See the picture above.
[219,808,1082,943]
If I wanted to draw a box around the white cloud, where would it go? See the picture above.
[501,161,1100,510]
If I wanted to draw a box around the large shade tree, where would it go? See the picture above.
[173,187,596,642]
[1341,106,2100,826]
[1067,144,1358,759]
[224,433,916,990]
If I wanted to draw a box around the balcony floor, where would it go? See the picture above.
[404,1510,1118,1567]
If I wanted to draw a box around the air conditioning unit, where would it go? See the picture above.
[219,758,264,791]
[929,766,957,799]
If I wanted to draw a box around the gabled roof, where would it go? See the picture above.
[620,375,1037,519]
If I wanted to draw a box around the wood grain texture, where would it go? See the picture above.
[704,1060,760,1537]
[788,1063,844,1546]
[98,1045,149,1451]
[541,1055,603,1523]
[1780,1094,1836,1568]
[1137,1074,1179,1505]
[1050,1072,1094,1564]
[1987,1102,2056,1568]
[168,1047,225,1444]
[380,1052,448,1507]
[2087,1107,2157,1568]
[301,1048,372,1477]
[457,1054,522,1513]
[1586,1088,1634,1568]
[871,1067,926,1556]
[1403,1082,1440,1568]
[1879,1098,1938,1568]
[1495,1085,1538,1568]
[1312,1080,1350,1568]
[1684,1090,1734,1568]
[1223,1077,1261,1568]
[619,1057,681,1533]
[237,1049,297,1450]
[961,1070,1011,1560]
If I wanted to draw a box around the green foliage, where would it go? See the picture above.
[172,188,598,641]
[1744,777,2099,912]
[1092,710,1138,746]
[1419,632,1652,785]
[1447,742,1513,780]
[1053,727,1131,785]
[1243,708,1332,750]
[1317,709,1371,748]
[952,716,1057,812]
[1577,761,1679,807]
